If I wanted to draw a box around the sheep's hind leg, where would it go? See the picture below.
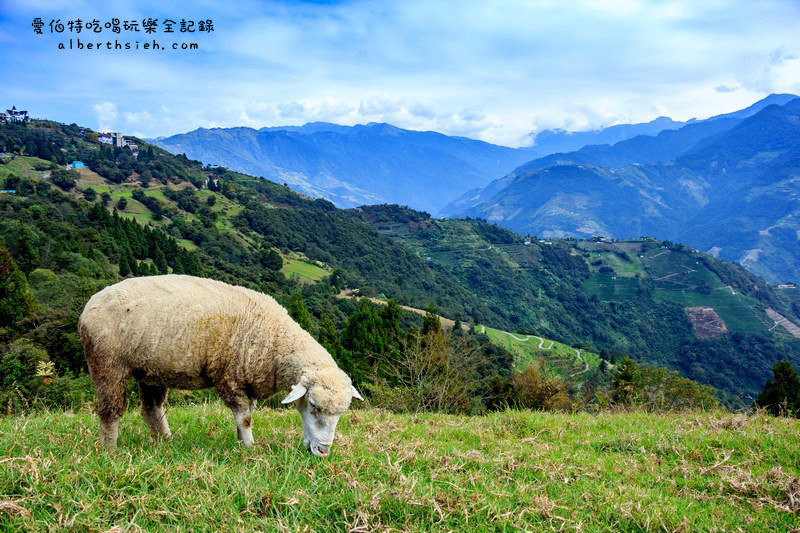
[94,373,130,450]
[139,382,171,439]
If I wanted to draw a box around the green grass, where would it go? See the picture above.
[0,156,52,182]
[177,238,199,252]
[580,242,647,278]
[1,404,798,530]
[477,325,598,377]
[281,258,330,284]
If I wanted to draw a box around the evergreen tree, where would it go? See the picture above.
[342,299,388,357]
[381,299,402,339]
[172,254,185,275]
[118,252,131,277]
[14,227,39,275]
[318,313,339,352]
[611,357,639,406]
[422,304,441,335]
[289,291,313,332]
[0,244,36,327]
[756,360,800,417]
[83,187,97,201]
[260,248,283,271]
[153,244,169,274]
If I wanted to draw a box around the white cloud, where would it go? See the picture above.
[124,110,154,130]
[93,102,117,132]
[4,1,800,146]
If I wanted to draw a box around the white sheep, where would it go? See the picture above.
[78,274,362,456]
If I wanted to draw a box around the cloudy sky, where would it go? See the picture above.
[1,0,799,146]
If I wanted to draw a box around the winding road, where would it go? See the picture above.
[486,325,591,378]
[569,349,590,377]
[503,331,555,350]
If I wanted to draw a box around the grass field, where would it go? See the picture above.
[477,325,599,377]
[0,155,51,182]
[281,257,330,284]
[1,405,798,531]
[582,273,640,302]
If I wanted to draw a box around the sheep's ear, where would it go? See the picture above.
[281,381,308,404]
[351,386,364,401]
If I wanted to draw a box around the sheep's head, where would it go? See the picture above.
[281,369,363,457]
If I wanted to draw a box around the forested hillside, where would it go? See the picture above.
[354,205,800,401]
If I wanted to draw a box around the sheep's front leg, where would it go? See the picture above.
[219,390,256,447]
[217,382,257,446]
[230,400,256,447]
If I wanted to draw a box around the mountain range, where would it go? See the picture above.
[151,112,703,213]
[152,123,534,213]
[152,94,800,281]
[448,94,800,283]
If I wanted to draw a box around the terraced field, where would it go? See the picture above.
[476,325,600,378]
[582,244,771,335]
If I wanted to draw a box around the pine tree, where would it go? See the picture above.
[381,299,402,338]
[172,254,185,274]
[422,304,441,335]
[0,244,35,327]
[318,313,339,352]
[611,357,639,406]
[260,249,283,271]
[756,360,800,417]
[289,291,313,332]
[118,252,131,277]
[14,227,39,275]
[153,244,169,274]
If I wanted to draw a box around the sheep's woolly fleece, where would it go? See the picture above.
[79,274,353,412]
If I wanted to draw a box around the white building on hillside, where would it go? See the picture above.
[5,106,29,122]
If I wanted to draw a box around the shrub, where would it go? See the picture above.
[369,331,488,414]
[511,362,571,411]
[611,357,719,411]
[50,168,78,191]
[0,339,49,413]
[0,244,36,328]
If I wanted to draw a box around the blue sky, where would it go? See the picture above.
[1,0,800,146]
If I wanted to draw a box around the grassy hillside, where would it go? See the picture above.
[1,404,798,530]
[477,325,601,378]
[579,241,773,336]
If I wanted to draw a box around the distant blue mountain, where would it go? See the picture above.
[153,123,536,212]
[152,115,715,213]
[152,93,798,240]
[528,116,685,155]
[452,95,800,282]
[441,93,798,216]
